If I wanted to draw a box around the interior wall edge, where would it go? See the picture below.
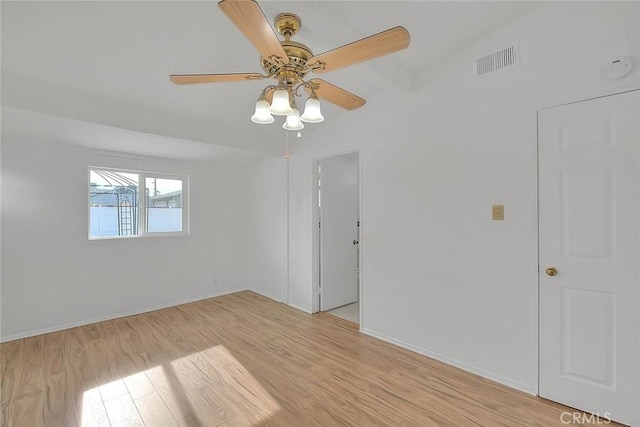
[0,136,256,170]
[1,107,270,166]
[360,327,534,396]
[285,302,313,315]
[0,287,246,344]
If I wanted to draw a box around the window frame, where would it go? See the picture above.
[88,166,189,240]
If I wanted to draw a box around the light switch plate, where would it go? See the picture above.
[492,205,504,220]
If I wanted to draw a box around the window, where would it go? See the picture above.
[89,168,188,239]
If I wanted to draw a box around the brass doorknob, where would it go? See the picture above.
[545,267,558,277]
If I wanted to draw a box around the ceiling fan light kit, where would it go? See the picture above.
[250,97,275,124]
[170,0,410,133]
[282,100,304,131]
[269,87,294,116]
[300,93,324,123]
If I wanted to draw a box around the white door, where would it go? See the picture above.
[320,154,359,311]
[539,90,639,426]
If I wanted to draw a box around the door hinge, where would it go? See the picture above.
[318,221,321,228]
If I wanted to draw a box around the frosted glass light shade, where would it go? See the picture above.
[269,89,293,115]
[251,99,274,124]
[300,97,324,123]
[282,108,304,131]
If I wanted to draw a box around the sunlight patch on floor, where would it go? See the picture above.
[80,345,281,426]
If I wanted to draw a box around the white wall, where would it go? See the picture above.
[1,134,250,341]
[248,1,640,393]
[246,158,288,303]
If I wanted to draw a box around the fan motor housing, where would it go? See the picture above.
[274,13,301,38]
[260,40,313,78]
[261,13,313,79]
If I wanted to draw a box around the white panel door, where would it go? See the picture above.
[539,90,639,426]
[320,155,359,311]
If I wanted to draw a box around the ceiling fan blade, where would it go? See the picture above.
[306,79,366,110]
[169,73,264,85]
[309,26,410,73]
[218,0,288,65]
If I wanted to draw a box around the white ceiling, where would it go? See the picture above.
[1,1,542,157]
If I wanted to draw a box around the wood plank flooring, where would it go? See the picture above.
[0,291,617,426]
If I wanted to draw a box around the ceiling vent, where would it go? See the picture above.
[475,44,519,77]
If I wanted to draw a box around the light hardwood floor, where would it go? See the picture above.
[1,291,615,426]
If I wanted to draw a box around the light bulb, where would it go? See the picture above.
[300,96,324,123]
[282,108,304,131]
[250,99,274,124]
[269,89,293,116]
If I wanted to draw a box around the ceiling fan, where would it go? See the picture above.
[169,0,410,129]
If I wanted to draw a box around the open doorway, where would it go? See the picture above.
[313,151,360,325]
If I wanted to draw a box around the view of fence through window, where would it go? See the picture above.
[145,177,183,233]
[89,169,184,238]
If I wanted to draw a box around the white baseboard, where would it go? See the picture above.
[245,289,313,315]
[0,288,245,343]
[360,327,535,396]
[286,302,313,314]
